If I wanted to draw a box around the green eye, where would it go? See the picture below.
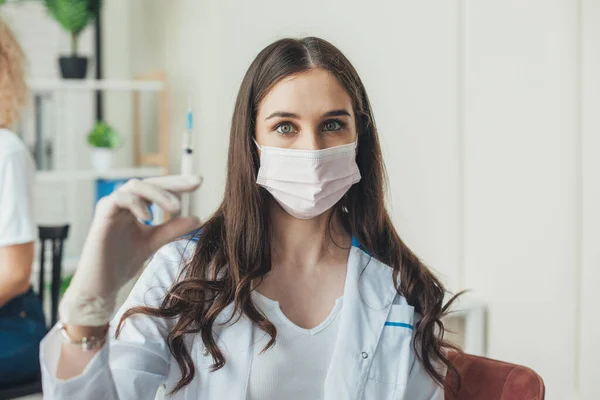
[323,120,343,131]
[275,123,296,135]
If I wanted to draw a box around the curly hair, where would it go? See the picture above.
[0,16,27,129]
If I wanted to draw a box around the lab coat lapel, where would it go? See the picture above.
[323,247,397,400]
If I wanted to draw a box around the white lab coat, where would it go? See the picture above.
[40,240,444,400]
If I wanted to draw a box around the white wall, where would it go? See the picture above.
[462,1,580,398]
[142,0,596,398]
[579,1,600,399]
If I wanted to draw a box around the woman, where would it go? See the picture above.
[0,17,47,386]
[41,37,460,399]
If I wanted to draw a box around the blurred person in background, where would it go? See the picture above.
[0,16,47,386]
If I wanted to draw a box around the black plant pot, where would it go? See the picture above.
[59,56,88,79]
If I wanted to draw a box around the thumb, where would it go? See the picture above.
[148,216,201,251]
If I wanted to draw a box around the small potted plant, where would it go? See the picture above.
[87,121,121,171]
[44,0,102,79]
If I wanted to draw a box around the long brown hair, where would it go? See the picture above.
[117,36,461,395]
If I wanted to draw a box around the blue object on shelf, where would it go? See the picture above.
[95,178,154,225]
[96,178,127,200]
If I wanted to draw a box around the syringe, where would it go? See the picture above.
[180,106,194,217]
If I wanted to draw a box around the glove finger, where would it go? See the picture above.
[119,178,181,214]
[142,175,202,193]
[112,191,152,221]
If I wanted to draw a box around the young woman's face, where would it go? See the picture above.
[255,68,357,150]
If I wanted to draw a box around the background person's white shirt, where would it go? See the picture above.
[0,128,36,249]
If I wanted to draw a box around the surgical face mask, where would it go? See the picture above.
[254,139,361,219]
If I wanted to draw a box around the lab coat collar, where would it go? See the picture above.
[351,245,397,310]
[323,246,397,399]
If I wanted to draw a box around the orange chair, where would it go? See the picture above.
[445,353,545,400]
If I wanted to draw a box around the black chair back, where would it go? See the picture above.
[38,224,70,328]
[0,225,69,399]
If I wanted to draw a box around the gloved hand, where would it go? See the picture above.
[58,175,202,327]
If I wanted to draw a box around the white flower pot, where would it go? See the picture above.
[90,148,115,171]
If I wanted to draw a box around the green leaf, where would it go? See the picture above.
[87,121,123,149]
[43,0,101,35]
[45,274,73,299]
[60,274,73,297]
[45,0,88,34]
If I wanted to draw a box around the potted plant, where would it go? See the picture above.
[44,0,102,79]
[87,121,122,171]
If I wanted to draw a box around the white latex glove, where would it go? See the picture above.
[58,175,202,326]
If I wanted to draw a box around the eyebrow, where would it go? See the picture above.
[265,109,352,120]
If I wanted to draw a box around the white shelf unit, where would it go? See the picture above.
[28,78,169,276]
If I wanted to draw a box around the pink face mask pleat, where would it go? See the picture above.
[254,140,361,219]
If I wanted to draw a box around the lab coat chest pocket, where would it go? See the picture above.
[365,304,415,398]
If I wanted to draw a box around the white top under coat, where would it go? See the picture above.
[246,291,343,400]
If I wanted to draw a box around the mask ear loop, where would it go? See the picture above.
[253,137,263,151]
